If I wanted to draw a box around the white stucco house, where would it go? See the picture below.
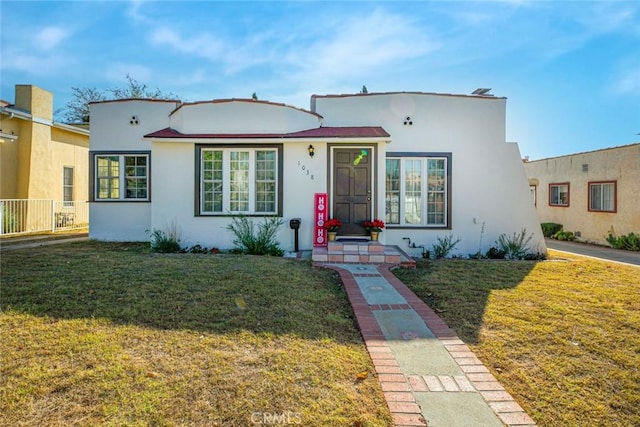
[88,90,545,257]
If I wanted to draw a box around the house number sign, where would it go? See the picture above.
[313,193,328,247]
[297,160,314,180]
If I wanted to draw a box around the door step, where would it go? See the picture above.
[312,241,415,267]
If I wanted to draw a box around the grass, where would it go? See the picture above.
[0,241,392,426]
[393,252,640,427]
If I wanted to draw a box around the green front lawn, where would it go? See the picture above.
[394,253,640,426]
[0,242,391,426]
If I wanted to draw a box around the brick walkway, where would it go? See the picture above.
[318,262,536,427]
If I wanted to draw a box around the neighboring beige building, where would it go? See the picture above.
[524,143,640,245]
[0,84,90,201]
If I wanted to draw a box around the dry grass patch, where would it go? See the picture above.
[1,241,391,426]
[394,251,640,427]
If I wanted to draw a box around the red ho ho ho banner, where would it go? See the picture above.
[313,193,328,247]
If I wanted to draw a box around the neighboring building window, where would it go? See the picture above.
[199,146,280,215]
[63,167,74,204]
[94,154,149,200]
[530,185,537,206]
[385,154,450,227]
[549,183,569,207]
[589,181,616,212]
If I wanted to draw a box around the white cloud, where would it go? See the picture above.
[278,9,440,89]
[1,46,70,75]
[35,26,70,50]
[148,7,439,86]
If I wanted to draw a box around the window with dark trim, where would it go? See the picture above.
[588,181,616,212]
[90,152,150,201]
[385,152,451,228]
[549,183,570,207]
[196,144,283,216]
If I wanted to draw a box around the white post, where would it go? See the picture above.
[51,199,56,232]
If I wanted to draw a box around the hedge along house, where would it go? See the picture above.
[88,91,546,257]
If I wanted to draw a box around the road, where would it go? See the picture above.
[545,238,640,267]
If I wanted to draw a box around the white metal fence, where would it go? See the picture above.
[0,199,89,236]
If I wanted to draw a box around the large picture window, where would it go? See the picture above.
[549,183,569,207]
[589,181,616,212]
[93,153,149,201]
[385,153,451,227]
[198,145,281,215]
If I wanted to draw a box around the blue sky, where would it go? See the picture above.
[1,1,639,160]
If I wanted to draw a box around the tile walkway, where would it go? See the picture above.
[317,262,537,427]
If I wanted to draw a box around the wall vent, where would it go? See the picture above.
[582,164,588,172]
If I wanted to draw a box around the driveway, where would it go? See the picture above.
[545,238,640,267]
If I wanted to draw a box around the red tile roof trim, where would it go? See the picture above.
[144,126,390,139]
[311,91,506,100]
[169,98,323,118]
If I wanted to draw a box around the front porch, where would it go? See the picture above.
[312,240,416,267]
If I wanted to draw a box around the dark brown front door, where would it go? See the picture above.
[333,148,372,235]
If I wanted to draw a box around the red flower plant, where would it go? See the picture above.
[323,218,343,232]
[363,219,385,232]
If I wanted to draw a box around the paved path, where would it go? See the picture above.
[0,232,88,251]
[546,238,640,267]
[320,263,536,427]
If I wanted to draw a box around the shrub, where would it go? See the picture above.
[541,222,563,238]
[226,215,285,256]
[486,247,506,259]
[432,234,462,259]
[496,228,534,260]
[149,221,182,253]
[553,230,576,241]
[524,252,547,260]
[185,244,210,254]
[607,232,640,251]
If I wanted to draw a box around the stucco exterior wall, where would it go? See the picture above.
[314,93,544,257]
[172,101,320,134]
[0,85,89,201]
[524,144,640,245]
[0,117,22,198]
[146,140,332,249]
[88,99,178,241]
[89,92,546,256]
[88,99,178,152]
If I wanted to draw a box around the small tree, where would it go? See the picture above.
[61,87,106,123]
[60,74,179,124]
[360,85,368,94]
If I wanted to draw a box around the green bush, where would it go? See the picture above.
[496,228,534,260]
[553,230,576,241]
[149,226,182,253]
[486,247,506,259]
[607,232,640,251]
[431,234,462,259]
[226,215,284,256]
[541,222,563,237]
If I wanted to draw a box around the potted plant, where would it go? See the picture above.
[363,219,385,241]
[323,218,342,241]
